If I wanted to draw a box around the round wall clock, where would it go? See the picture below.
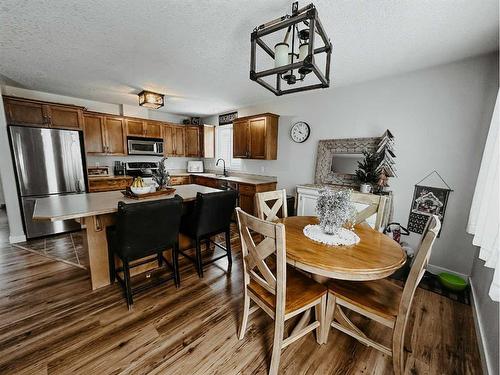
[290,121,310,143]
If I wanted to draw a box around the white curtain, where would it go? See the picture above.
[467,88,500,302]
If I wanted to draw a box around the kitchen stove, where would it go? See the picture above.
[125,162,158,177]
[125,162,159,187]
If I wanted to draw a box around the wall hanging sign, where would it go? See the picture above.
[407,170,452,237]
[219,111,238,125]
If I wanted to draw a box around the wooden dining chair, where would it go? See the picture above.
[236,208,327,375]
[351,192,387,231]
[255,189,288,222]
[323,215,441,375]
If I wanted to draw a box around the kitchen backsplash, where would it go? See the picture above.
[86,155,201,173]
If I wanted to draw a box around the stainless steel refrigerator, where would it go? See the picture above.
[10,126,86,239]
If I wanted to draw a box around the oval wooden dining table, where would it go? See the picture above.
[277,216,406,344]
[278,216,406,283]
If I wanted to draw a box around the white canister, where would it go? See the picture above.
[360,184,372,194]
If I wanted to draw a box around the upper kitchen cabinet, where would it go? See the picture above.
[126,119,145,137]
[163,124,185,157]
[203,125,215,158]
[185,126,200,157]
[83,114,105,153]
[83,113,127,155]
[126,118,162,138]
[233,113,279,160]
[3,96,84,129]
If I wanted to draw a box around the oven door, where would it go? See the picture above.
[127,138,164,155]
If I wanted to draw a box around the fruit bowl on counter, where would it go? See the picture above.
[130,186,151,195]
[130,177,150,195]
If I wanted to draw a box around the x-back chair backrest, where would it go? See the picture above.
[393,215,441,364]
[255,189,288,222]
[236,208,287,309]
[351,192,387,231]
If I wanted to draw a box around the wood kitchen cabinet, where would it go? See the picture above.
[185,126,200,157]
[203,125,215,158]
[192,175,219,188]
[83,114,127,155]
[3,96,84,129]
[238,182,277,215]
[126,118,162,138]
[163,124,185,157]
[88,176,133,192]
[232,113,279,160]
[170,176,191,185]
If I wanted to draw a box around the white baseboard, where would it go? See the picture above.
[9,234,26,243]
[427,263,469,280]
[469,278,493,375]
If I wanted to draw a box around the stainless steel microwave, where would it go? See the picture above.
[127,137,164,156]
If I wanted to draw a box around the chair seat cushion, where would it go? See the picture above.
[248,266,327,315]
[327,278,403,321]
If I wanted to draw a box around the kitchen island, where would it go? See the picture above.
[33,184,221,290]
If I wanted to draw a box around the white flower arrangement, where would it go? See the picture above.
[316,188,356,235]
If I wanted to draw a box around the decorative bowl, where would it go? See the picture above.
[438,272,467,292]
[130,186,151,195]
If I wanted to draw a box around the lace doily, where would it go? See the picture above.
[303,224,360,246]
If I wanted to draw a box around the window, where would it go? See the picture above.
[216,124,241,170]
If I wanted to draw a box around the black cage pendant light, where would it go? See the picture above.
[250,2,332,96]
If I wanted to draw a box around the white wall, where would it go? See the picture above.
[470,253,499,375]
[0,175,4,205]
[0,86,26,242]
[0,85,193,242]
[204,53,499,276]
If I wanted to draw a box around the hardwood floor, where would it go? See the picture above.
[0,211,482,374]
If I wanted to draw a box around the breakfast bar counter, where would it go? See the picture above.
[33,184,220,290]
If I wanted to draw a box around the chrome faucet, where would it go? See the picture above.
[216,158,228,177]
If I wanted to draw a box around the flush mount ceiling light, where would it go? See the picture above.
[138,90,165,109]
[250,2,332,96]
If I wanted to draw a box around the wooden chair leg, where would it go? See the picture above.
[123,260,133,310]
[315,294,327,344]
[269,317,284,375]
[108,251,116,283]
[225,229,232,270]
[323,292,337,344]
[392,317,407,375]
[172,244,180,288]
[195,238,203,278]
[238,291,250,340]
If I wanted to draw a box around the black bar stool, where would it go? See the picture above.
[178,190,237,278]
[107,195,183,309]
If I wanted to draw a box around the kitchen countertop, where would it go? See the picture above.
[33,184,221,222]
[88,175,133,180]
[190,173,276,185]
[87,171,277,185]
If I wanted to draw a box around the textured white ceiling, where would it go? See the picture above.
[0,0,498,116]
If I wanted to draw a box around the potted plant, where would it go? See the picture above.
[152,157,171,190]
[355,151,379,193]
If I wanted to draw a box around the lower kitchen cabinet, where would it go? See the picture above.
[88,176,133,192]
[192,175,219,188]
[238,182,277,215]
[192,175,277,215]
[170,176,191,185]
